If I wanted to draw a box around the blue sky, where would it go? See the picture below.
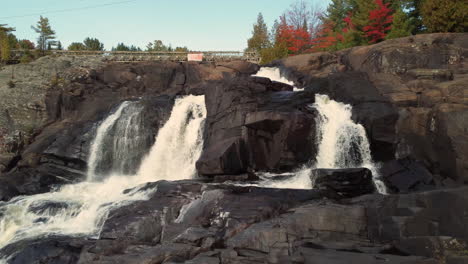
[3,0,330,51]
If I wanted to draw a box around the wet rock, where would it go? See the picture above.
[275,33,468,183]
[312,168,376,198]
[381,158,435,193]
[198,76,315,176]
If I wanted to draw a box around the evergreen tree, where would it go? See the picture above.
[57,41,63,50]
[83,37,104,51]
[31,16,56,54]
[386,7,412,39]
[247,13,270,53]
[401,0,424,34]
[68,42,86,50]
[113,43,141,51]
[421,0,468,33]
[324,0,351,31]
[351,0,377,44]
[113,43,131,51]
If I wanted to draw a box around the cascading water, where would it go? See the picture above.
[0,95,207,261]
[313,94,387,193]
[138,95,206,181]
[88,101,151,180]
[260,94,386,193]
[253,67,303,91]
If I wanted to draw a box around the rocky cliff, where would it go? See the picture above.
[273,33,467,189]
[0,33,467,264]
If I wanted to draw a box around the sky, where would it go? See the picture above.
[2,0,330,51]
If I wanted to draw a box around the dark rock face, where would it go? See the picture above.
[0,61,258,200]
[274,33,468,183]
[197,76,316,176]
[381,157,435,193]
[312,168,376,198]
[4,180,468,263]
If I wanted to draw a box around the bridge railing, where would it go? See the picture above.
[9,50,260,63]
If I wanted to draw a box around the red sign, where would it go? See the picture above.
[188,53,203,61]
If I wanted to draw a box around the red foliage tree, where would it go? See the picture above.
[343,12,354,33]
[363,0,393,43]
[310,22,342,51]
[277,18,312,54]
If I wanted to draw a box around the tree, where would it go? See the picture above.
[146,40,171,52]
[421,0,468,33]
[68,42,86,50]
[112,43,140,51]
[83,37,104,51]
[323,0,351,31]
[386,7,412,39]
[31,16,56,54]
[57,41,63,50]
[284,0,323,37]
[174,46,189,52]
[401,0,424,34]
[247,13,270,53]
[0,24,15,62]
[277,16,312,54]
[18,39,35,50]
[363,0,393,43]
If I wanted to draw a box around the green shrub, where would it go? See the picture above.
[19,54,33,64]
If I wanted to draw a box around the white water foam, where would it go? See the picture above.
[0,95,207,256]
[87,101,131,181]
[253,67,304,91]
[137,95,206,181]
[259,94,386,193]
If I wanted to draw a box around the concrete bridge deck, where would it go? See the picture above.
[9,50,260,63]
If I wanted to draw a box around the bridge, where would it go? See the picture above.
[9,50,260,63]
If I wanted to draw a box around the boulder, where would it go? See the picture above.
[312,168,376,198]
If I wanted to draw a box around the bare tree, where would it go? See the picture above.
[284,0,324,37]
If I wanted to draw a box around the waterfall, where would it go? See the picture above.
[0,95,207,258]
[87,101,131,180]
[253,67,303,91]
[138,95,206,182]
[260,94,386,194]
[313,94,386,193]
[88,101,151,181]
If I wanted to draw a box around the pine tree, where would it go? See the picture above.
[57,41,63,50]
[247,13,270,53]
[83,37,104,51]
[68,42,86,50]
[401,0,424,34]
[386,7,412,39]
[421,0,468,33]
[351,0,377,44]
[31,16,56,54]
[324,0,351,31]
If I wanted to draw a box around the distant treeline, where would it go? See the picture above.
[246,0,467,63]
[0,16,189,64]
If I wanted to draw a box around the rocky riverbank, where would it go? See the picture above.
[0,33,467,263]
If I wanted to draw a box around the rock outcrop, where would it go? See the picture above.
[273,33,468,184]
[197,76,316,176]
[3,180,468,264]
[312,168,376,198]
[0,33,467,264]
[0,59,258,198]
